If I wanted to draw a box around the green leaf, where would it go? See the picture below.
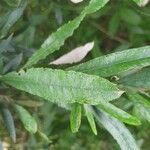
[120,8,141,25]
[0,0,27,39]
[108,14,120,36]
[0,107,16,143]
[127,92,150,123]
[96,101,141,125]
[16,100,44,107]
[3,53,23,74]
[37,130,52,143]
[0,68,123,105]
[70,103,82,133]
[68,46,150,77]
[119,67,150,90]
[126,92,150,108]
[15,104,37,133]
[93,109,140,150]
[134,104,150,123]
[0,34,13,54]
[84,104,97,135]
[23,0,109,68]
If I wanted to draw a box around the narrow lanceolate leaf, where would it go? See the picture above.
[93,109,140,150]
[96,101,140,125]
[0,0,27,39]
[119,68,150,90]
[37,130,52,143]
[3,53,23,74]
[1,107,16,143]
[24,0,109,68]
[126,92,150,108]
[68,46,150,77]
[0,34,13,54]
[0,68,123,106]
[15,105,37,133]
[134,104,150,123]
[70,104,82,133]
[16,100,44,108]
[50,42,94,65]
[84,105,97,135]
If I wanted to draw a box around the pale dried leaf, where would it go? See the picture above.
[138,0,149,6]
[70,0,83,4]
[50,42,94,65]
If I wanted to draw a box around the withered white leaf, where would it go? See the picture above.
[50,42,94,65]
[70,0,83,4]
[138,0,149,7]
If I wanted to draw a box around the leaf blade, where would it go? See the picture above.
[0,107,16,143]
[24,0,109,68]
[93,109,140,150]
[1,68,123,106]
[84,104,97,135]
[119,68,150,90]
[70,104,82,133]
[96,101,141,125]
[68,46,150,77]
[15,104,37,133]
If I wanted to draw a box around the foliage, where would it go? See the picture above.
[0,0,150,149]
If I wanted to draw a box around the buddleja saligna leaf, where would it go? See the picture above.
[0,107,16,143]
[93,109,140,150]
[126,92,150,108]
[84,104,97,135]
[68,46,150,77]
[127,92,150,123]
[0,34,13,54]
[15,104,37,133]
[119,68,150,90]
[134,104,150,123]
[24,0,109,68]
[0,0,27,39]
[37,130,52,143]
[96,101,141,125]
[70,103,82,133]
[0,68,124,106]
